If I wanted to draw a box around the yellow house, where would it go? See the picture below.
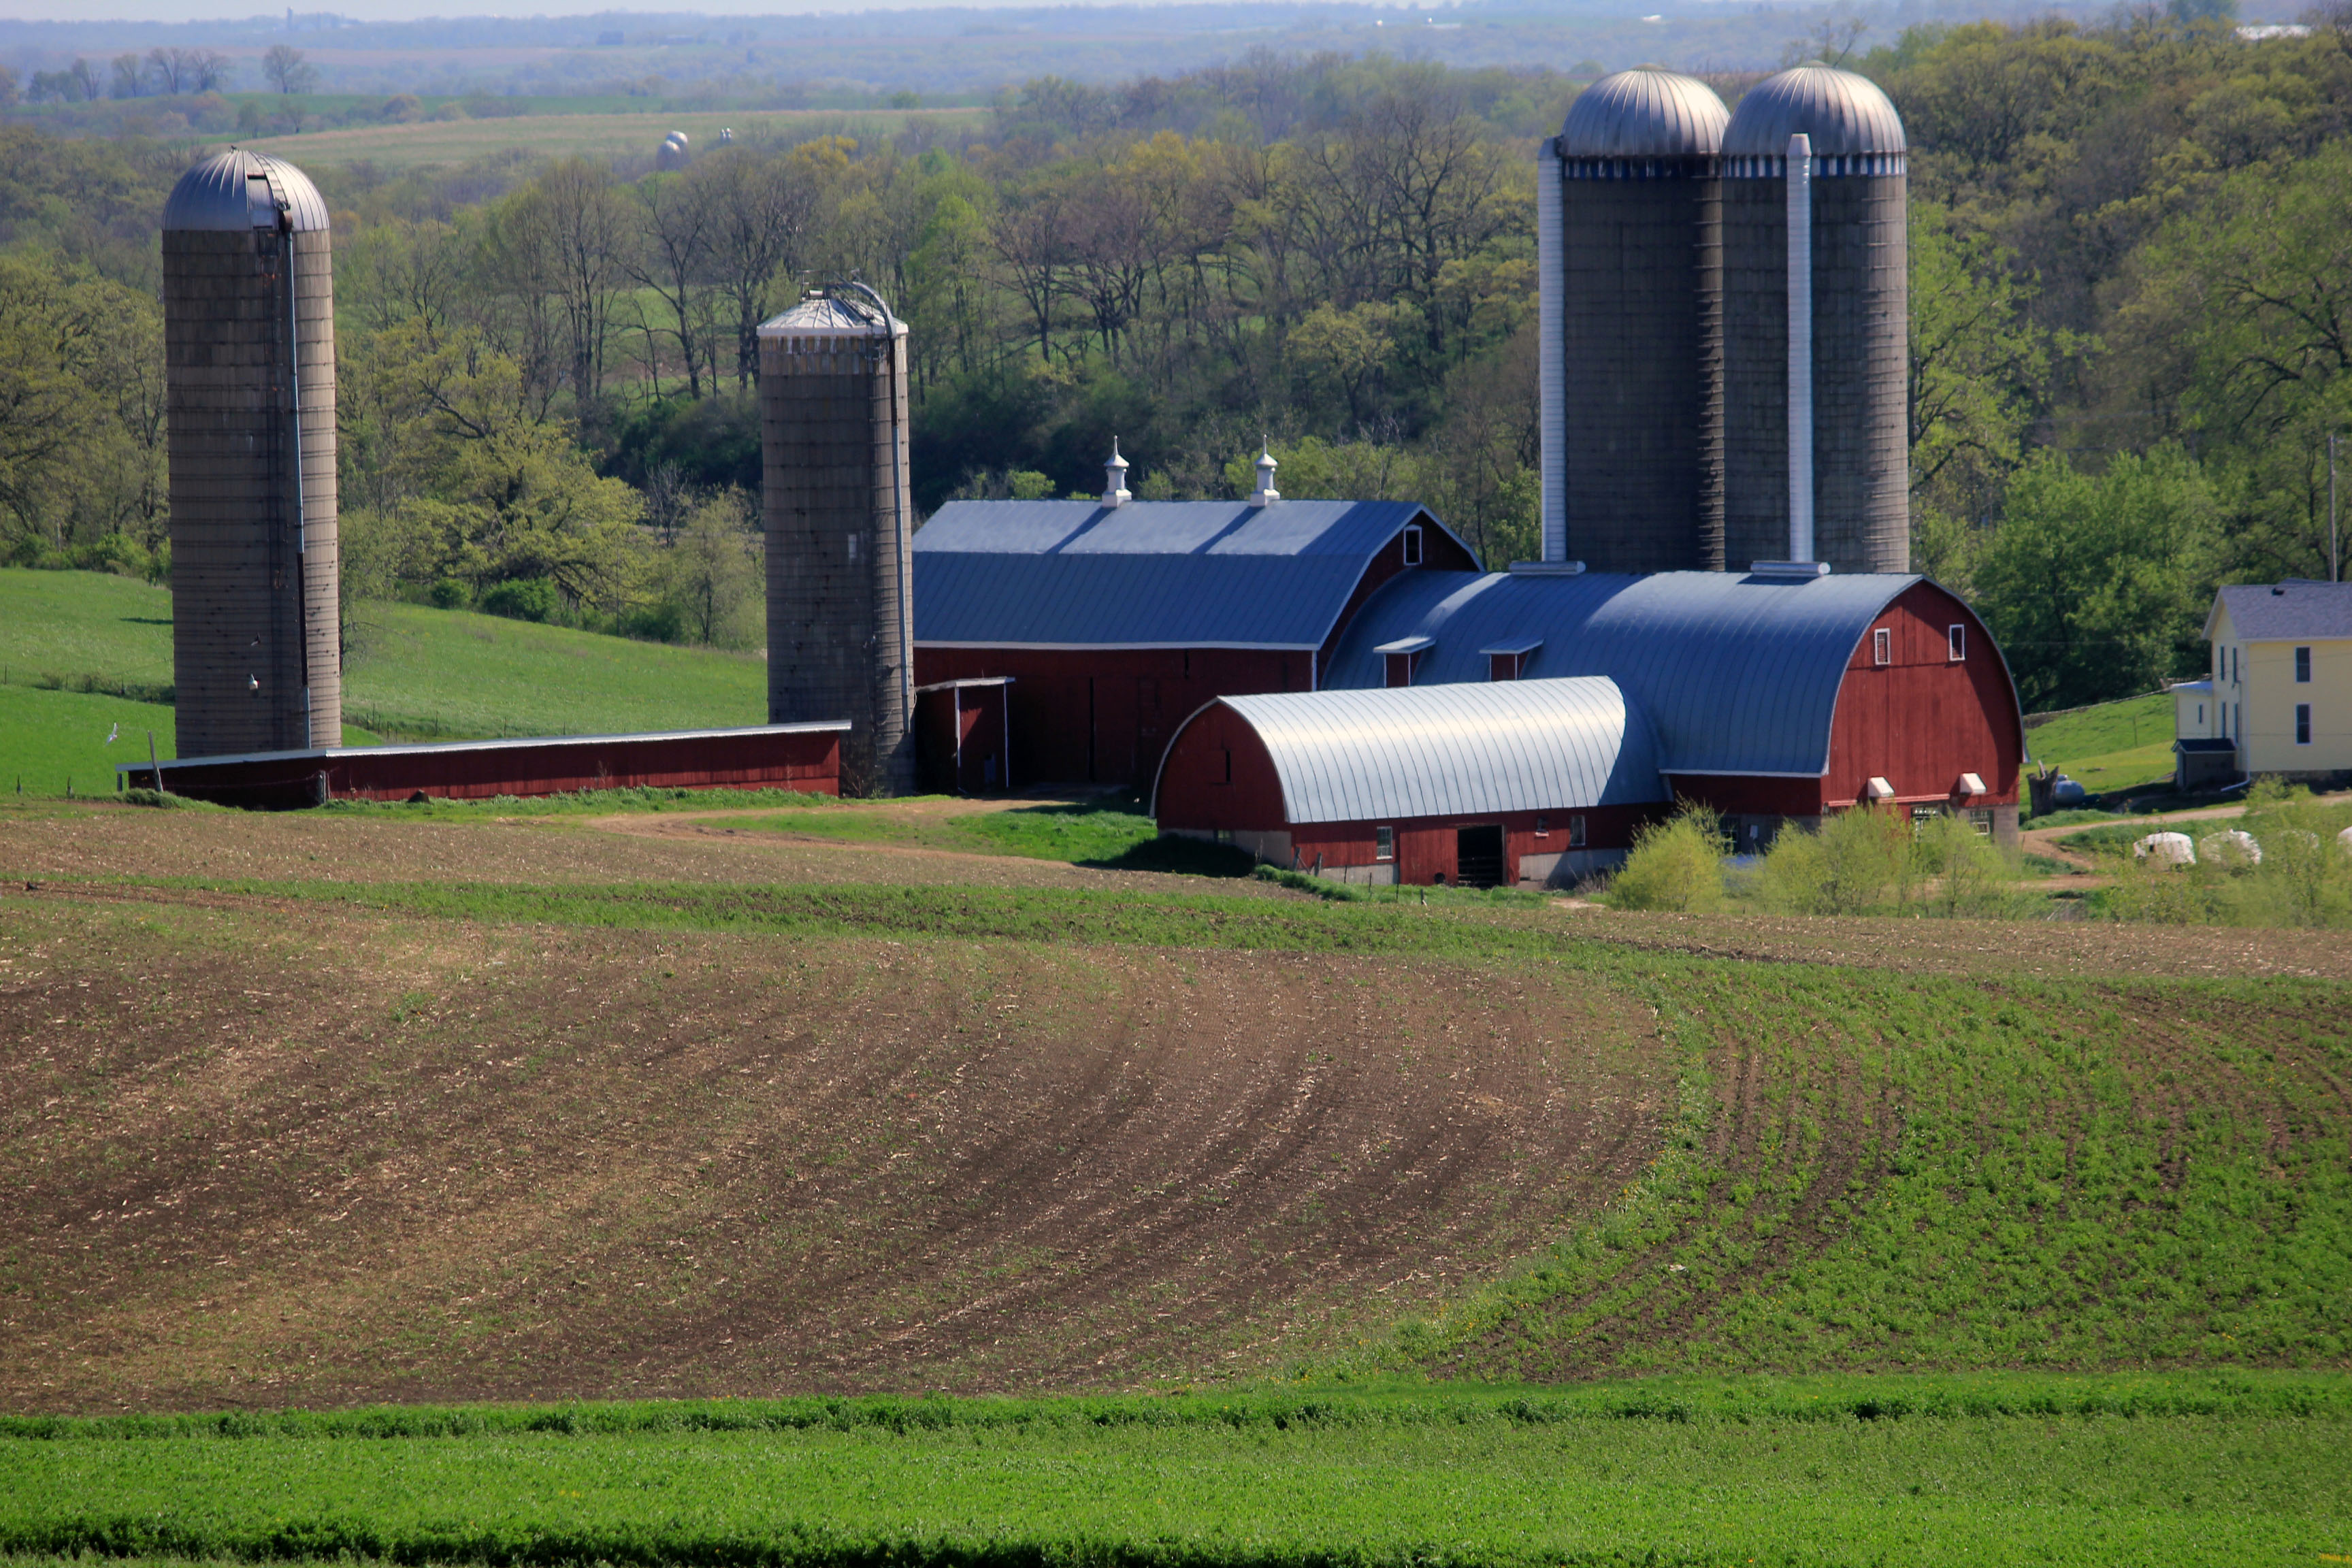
[2189,580,2352,783]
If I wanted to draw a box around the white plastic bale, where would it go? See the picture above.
[2198,828,2262,868]
[2133,832,2195,868]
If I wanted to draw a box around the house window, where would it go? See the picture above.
[1948,624,1966,662]
[1375,826,1394,862]
[1534,815,1548,838]
[2233,647,2240,684]
[2296,646,2311,683]
[2297,704,2312,745]
[1569,815,1587,848]
[2197,702,2204,725]
[1873,627,1892,666]
[1402,525,1424,566]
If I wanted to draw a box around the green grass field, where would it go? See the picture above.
[2026,691,2178,796]
[3,1379,2344,1567]
[0,570,770,775]
[238,107,987,170]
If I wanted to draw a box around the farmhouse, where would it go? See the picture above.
[911,451,1477,788]
[2187,579,2352,786]
[1154,676,1667,887]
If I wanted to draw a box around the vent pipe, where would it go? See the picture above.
[1536,136,1567,564]
[1784,132,1814,566]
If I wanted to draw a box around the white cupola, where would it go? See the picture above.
[1248,440,1281,507]
[1102,437,1132,508]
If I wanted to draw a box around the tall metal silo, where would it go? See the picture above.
[163,150,341,760]
[1720,63,1908,576]
[759,284,915,796]
[1540,67,1730,573]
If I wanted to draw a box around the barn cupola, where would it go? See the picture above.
[1102,438,1131,508]
[1248,441,1281,508]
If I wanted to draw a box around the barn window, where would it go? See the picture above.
[1967,808,1994,836]
[1375,826,1394,862]
[2296,646,2311,683]
[1569,815,1587,848]
[1948,624,1966,662]
[1534,815,1548,838]
[1873,627,1891,666]
[1218,747,1232,784]
[1402,525,1424,566]
[2297,704,2313,745]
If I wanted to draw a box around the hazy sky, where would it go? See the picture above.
[0,0,1488,24]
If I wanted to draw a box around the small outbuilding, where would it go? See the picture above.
[1152,676,1669,887]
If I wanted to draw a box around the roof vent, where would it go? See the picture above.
[1102,437,1131,509]
[1955,772,1987,797]
[1509,559,1586,575]
[1751,559,1831,578]
[1863,777,1895,801]
[1248,440,1281,508]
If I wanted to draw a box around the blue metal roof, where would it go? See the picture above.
[164,150,331,233]
[1173,677,1667,825]
[913,499,1463,649]
[1324,569,1933,777]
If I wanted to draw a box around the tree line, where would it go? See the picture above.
[1,27,2349,706]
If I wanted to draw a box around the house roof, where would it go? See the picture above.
[2207,581,2352,642]
[911,499,1467,649]
[1324,568,1990,778]
[1161,676,1668,825]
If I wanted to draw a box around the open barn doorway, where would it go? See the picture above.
[1455,824,1505,888]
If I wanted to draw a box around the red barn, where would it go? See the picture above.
[1153,676,1670,887]
[1320,566,2025,851]
[911,495,1477,789]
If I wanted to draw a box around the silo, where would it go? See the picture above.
[1720,63,1908,575]
[1542,67,1730,573]
[759,284,915,796]
[162,150,340,759]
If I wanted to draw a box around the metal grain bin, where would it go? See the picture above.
[1721,63,1908,576]
[162,150,341,759]
[1543,67,1730,573]
[759,285,915,796]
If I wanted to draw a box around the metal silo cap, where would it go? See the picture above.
[1722,61,1906,159]
[757,282,907,340]
[164,149,331,232]
[1558,65,1729,157]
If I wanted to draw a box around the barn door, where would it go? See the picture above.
[1455,825,1505,888]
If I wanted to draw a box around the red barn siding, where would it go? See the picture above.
[1823,583,2021,807]
[125,726,843,810]
[915,682,1010,795]
[1154,702,1288,828]
[1313,516,1481,676]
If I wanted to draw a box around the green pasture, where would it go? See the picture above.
[0,1379,2344,1567]
[238,107,987,170]
[2026,691,2178,797]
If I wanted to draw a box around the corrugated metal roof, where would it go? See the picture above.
[913,499,1465,649]
[2209,581,2352,641]
[1194,677,1667,825]
[757,291,904,338]
[1325,569,1931,777]
[163,150,330,233]
[1559,67,1729,157]
[117,721,847,774]
[1722,63,1908,159]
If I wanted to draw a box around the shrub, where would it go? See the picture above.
[428,578,469,610]
[1608,804,1727,912]
[479,577,559,623]
[619,602,683,644]
[1912,813,2017,918]
[1757,807,1914,915]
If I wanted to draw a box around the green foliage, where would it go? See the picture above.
[477,576,561,623]
[1602,806,1727,912]
[1972,446,2222,710]
[1757,808,2022,917]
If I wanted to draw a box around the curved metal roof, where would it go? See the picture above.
[913,499,1474,650]
[758,290,905,338]
[163,150,331,233]
[1722,62,1907,159]
[1324,569,1934,777]
[1559,67,1729,157]
[1171,676,1667,825]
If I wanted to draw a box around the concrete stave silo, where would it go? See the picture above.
[759,284,915,796]
[1721,63,1909,576]
[1541,67,1731,574]
[162,150,340,759]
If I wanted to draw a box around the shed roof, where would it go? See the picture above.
[1325,569,1958,777]
[913,499,1464,649]
[2207,581,2352,642]
[1171,676,1667,825]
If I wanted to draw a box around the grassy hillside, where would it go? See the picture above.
[0,685,178,798]
[2027,691,2178,796]
[238,108,986,171]
[0,569,768,764]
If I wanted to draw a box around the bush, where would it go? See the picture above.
[1757,806,1914,915]
[479,577,559,623]
[619,602,683,644]
[428,578,470,610]
[1607,804,1727,912]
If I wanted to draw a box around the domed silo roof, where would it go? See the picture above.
[1722,62,1906,159]
[163,149,331,232]
[1558,67,1729,158]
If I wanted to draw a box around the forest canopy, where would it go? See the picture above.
[3,21,2349,708]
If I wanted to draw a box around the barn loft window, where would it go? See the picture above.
[1375,636,1433,688]
[1375,826,1394,861]
[2296,646,2312,683]
[1534,815,1548,838]
[1873,627,1892,666]
[1402,525,1424,566]
[1569,815,1587,848]
[1218,747,1232,784]
[1948,624,1966,662]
